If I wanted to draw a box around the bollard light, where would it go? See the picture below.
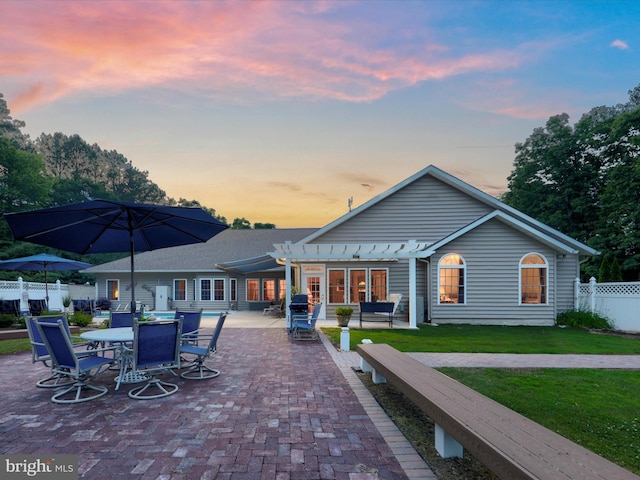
[340,327,350,351]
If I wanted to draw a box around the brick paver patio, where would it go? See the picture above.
[0,326,414,479]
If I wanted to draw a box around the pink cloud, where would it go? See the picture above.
[2,1,527,112]
[610,39,629,50]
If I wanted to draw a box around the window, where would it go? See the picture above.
[329,269,346,304]
[328,268,388,305]
[173,279,186,301]
[263,279,276,302]
[107,279,119,301]
[370,269,388,302]
[438,254,465,304]
[349,269,367,304]
[279,279,287,299]
[520,253,548,304]
[246,279,259,301]
[213,279,225,301]
[200,279,211,301]
[230,278,237,302]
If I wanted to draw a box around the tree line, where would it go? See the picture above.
[502,84,640,281]
[0,93,273,282]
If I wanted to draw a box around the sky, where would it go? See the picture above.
[2,1,639,228]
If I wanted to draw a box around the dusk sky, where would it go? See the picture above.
[2,1,639,227]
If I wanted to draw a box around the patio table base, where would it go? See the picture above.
[115,371,149,385]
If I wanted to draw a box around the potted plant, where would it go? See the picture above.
[335,306,353,327]
[62,295,73,314]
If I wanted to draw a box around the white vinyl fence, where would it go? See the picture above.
[0,277,70,313]
[575,277,640,332]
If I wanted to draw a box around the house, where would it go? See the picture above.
[87,165,598,327]
[84,228,316,312]
[271,165,598,327]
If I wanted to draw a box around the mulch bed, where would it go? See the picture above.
[355,368,497,480]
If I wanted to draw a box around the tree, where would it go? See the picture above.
[231,217,252,229]
[254,222,276,229]
[0,137,51,213]
[503,84,640,279]
[502,113,601,245]
[0,93,29,149]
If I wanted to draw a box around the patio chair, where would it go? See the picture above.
[109,311,140,328]
[180,312,227,380]
[35,319,116,403]
[25,315,76,388]
[291,303,321,341]
[174,308,203,345]
[126,318,183,400]
[375,293,402,320]
[0,299,20,316]
[28,299,48,316]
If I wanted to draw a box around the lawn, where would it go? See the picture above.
[321,324,640,353]
[322,324,640,475]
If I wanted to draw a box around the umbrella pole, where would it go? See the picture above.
[44,267,49,307]
[130,231,136,317]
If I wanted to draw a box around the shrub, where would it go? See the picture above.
[557,309,613,330]
[69,311,93,328]
[334,306,354,316]
[0,314,20,328]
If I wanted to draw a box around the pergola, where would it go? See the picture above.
[270,241,434,328]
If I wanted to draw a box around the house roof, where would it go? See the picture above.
[84,228,317,274]
[293,165,599,257]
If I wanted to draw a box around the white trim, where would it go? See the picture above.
[519,252,549,306]
[271,241,433,260]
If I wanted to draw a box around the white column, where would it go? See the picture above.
[285,257,292,330]
[409,257,417,328]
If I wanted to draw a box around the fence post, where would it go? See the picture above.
[589,276,597,313]
[18,276,27,314]
[574,277,580,310]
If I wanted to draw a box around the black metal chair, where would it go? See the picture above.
[28,299,48,316]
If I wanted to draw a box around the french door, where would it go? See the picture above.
[301,264,326,319]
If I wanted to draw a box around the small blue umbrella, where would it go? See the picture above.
[3,199,228,313]
[0,253,92,303]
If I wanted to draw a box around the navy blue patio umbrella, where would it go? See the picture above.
[0,253,93,304]
[3,199,228,313]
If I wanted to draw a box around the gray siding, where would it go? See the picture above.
[314,175,492,243]
[556,256,580,313]
[429,219,557,326]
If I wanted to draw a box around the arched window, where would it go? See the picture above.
[520,253,548,304]
[438,254,465,304]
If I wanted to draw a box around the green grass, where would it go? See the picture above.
[321,324,640,354]
[321,324,640,474]
[440,368,640,474]
[0,338,31,355]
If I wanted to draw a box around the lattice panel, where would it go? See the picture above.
[595,282,640,296]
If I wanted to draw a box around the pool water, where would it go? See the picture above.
[97,311,225,320]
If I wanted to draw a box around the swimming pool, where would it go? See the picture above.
[96,311,226,320]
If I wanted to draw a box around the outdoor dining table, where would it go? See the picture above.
[79,327,147,389]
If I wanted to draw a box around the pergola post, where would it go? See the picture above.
[409,257,417,328]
